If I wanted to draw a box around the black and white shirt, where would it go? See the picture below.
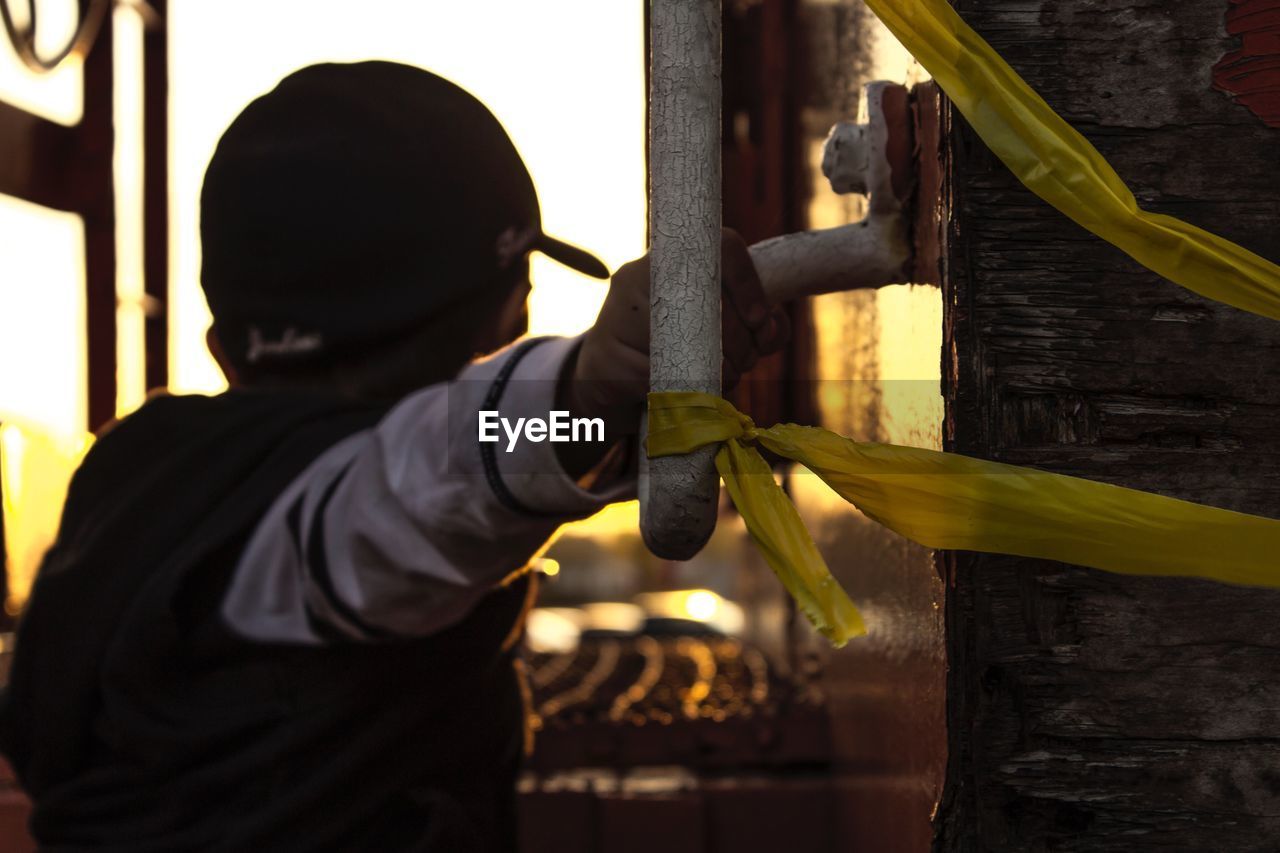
[221,335,634,643]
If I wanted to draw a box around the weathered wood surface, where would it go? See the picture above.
[937,1,1280,850]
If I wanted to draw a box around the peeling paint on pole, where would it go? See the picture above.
[641,0,722,560]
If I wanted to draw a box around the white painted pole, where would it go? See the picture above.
[750,215,909,304]
[640,0,722,561]
[752,81,913,303]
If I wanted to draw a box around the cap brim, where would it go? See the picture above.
[535,233,610,279]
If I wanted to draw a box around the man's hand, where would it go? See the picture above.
[557,229,789,477]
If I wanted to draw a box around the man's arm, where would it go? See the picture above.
[224,230,786,644]
[555,231,787,474]
[222,335,632,644]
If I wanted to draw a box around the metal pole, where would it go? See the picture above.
[640,0,722,561]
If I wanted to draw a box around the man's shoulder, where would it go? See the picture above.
[95,388,381,454]
[103,387,356,431]
[77,391,312,484]
[65,390,385,527]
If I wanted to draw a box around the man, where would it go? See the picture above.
[0,62,786,851]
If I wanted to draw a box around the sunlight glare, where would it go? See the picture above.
[0,193,86,438]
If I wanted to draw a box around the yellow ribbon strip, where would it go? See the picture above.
[863,0,1280,322]
[648,392,1280,646]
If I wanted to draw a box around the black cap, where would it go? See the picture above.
[200,61,608,368]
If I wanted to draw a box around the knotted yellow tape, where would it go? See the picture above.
[863,0,1280,322]
[648,392,1280,646]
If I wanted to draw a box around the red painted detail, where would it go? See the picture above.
[1212,0,1280,127]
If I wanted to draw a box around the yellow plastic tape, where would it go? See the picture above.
[863,0,1280,322]
[648,392,1280,646]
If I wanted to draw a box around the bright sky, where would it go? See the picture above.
[0,0,83,436]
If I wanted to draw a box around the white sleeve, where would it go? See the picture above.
[220,335,635,644]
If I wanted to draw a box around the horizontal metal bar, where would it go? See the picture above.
[0,98,82,212]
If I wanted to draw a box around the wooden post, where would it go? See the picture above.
[936,0,1280,847]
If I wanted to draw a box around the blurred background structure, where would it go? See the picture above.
[0,1,951,850]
